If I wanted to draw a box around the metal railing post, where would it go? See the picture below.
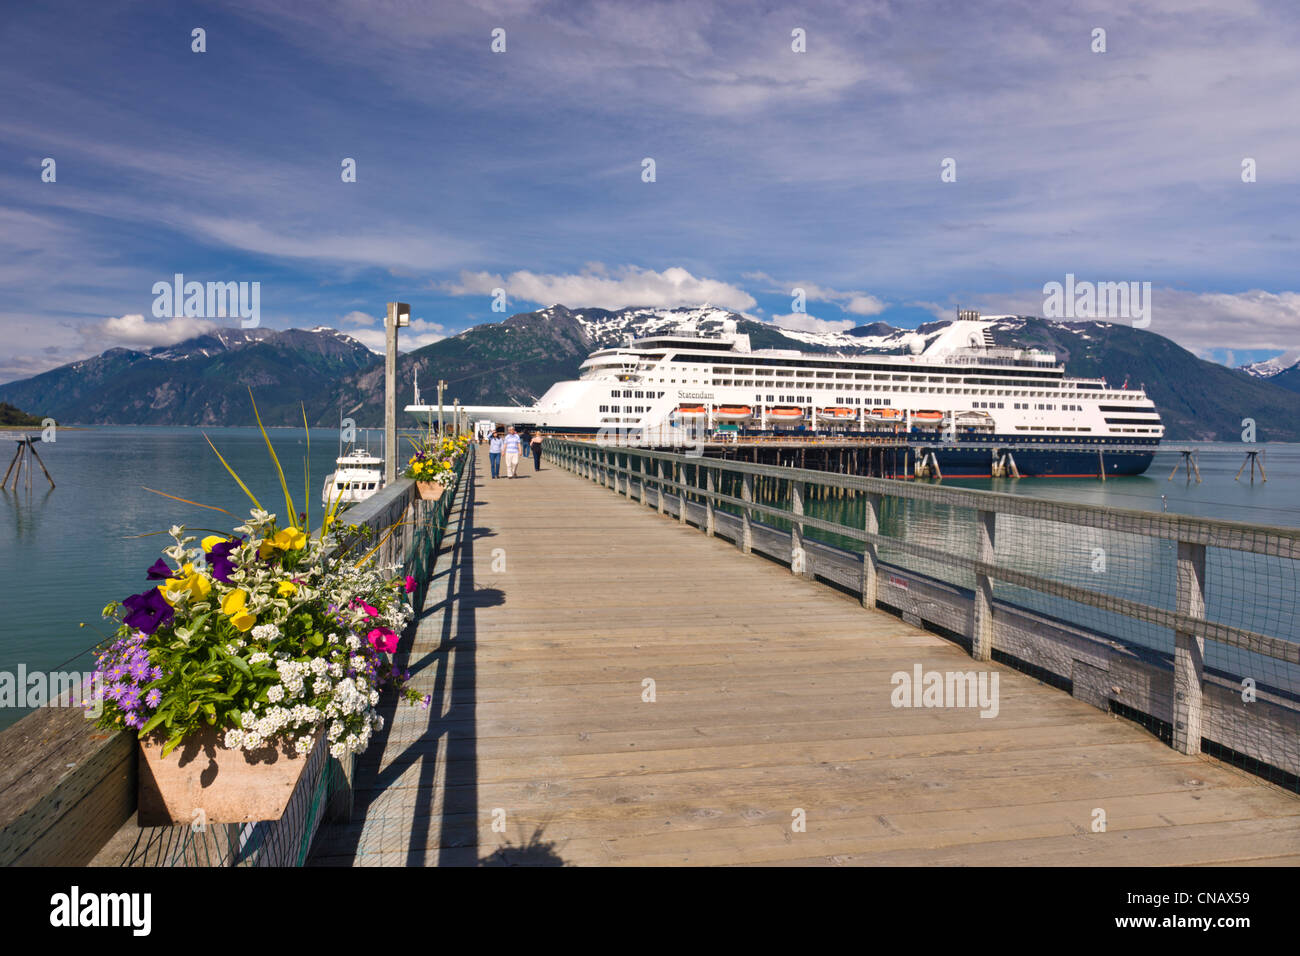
[1173,540,1207,755]
[862,492,881,609]
[972,509,995,660]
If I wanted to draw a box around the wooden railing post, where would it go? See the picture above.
[1173,540,1207,755]
[678,461,688,525]
[791,480,810,578]
[740,472,754,554]
[657,458,666,515]
[705,466,715,537]
[862,492,881,609]
[972,509,995,660]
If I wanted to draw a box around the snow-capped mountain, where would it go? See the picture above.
[1240,355,1300,379]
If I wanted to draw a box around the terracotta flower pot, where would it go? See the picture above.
[137,727,324,826]
[415,480,447,500]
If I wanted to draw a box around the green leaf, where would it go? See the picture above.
[226,654,252,677]
[161,732,185,758]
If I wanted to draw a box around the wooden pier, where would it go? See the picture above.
[307,445,1300,866]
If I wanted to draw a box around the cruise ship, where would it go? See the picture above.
[408,311,1163,478]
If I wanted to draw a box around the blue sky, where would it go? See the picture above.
[2,0,1299,383]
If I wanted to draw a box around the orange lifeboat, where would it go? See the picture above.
[675,403,707,421]
[817,406,856,425]
[766,405,805,425]
[911,409,945,423]
[713,404,753,424]
[865,407,905,424]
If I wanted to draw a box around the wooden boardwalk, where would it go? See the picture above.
[309,449,1300,866]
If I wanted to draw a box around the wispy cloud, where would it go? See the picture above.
[443,265,756,312]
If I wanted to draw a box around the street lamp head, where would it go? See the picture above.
[387,302,410,328]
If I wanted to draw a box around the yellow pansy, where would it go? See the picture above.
[277,580,297,597]
[201,535,228,552]
[221,588,256,631]
[161,563,212,605]
[272,527,307,551]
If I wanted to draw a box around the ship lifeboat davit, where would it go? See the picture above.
[674,403,707,422]
[713,404,753,424]
[865,407,905,424]
[817,406,856,425]
[766,405,805,425]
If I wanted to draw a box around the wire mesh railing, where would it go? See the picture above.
[546,438,1300,791]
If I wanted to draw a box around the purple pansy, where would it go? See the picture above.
[122,588,173,635]
[145,558,173,580]
[207,537,243,584]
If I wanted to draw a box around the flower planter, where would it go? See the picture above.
[136,727,323,826]
[415,480,447,501]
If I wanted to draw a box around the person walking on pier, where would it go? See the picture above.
[488,430,503,479]
[521,428,532,460]
[503,426,522,478]
[530,431,543,471]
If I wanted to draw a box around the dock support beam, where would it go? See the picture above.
[861,492,881,609]
[1173,541,1207,755]
[972,509,996,661]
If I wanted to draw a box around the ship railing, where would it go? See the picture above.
[544,437,1300,790]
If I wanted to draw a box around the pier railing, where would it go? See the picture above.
[545,438,1300,787]
[0,447,471,867]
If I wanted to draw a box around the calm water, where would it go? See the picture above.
[2,432,1298,728]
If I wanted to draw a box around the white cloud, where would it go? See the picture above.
[338,310,379,327]
[443,264,756,312]
[768,312,857,334]
[83,314,221,350]
[345,317,447,353]
[744,272,886,316]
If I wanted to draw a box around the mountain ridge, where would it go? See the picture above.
[4,307,1300,441]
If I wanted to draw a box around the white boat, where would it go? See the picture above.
[406,311,1164,476]
[322,449,384,507]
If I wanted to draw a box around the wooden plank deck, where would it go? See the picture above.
[308,448,1300,866]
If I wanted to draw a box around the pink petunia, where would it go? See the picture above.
[361,602,379,618]
[404,575,417,593]
[367,628,399,653]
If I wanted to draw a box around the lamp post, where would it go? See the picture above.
[385,301,410,483]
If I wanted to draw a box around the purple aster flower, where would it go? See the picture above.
[118,686,141,711]
[144,688,162,708]
[105,683,124,701]
[128,657,151,681]
[106,664,127,682]
[124,712,143,729]
[148,665,163,681]
[122,588,173,635]
[145,558,173,580]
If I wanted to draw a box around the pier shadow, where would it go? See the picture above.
[311,460,486,866]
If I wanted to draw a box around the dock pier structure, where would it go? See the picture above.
[4,437,1299,867]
